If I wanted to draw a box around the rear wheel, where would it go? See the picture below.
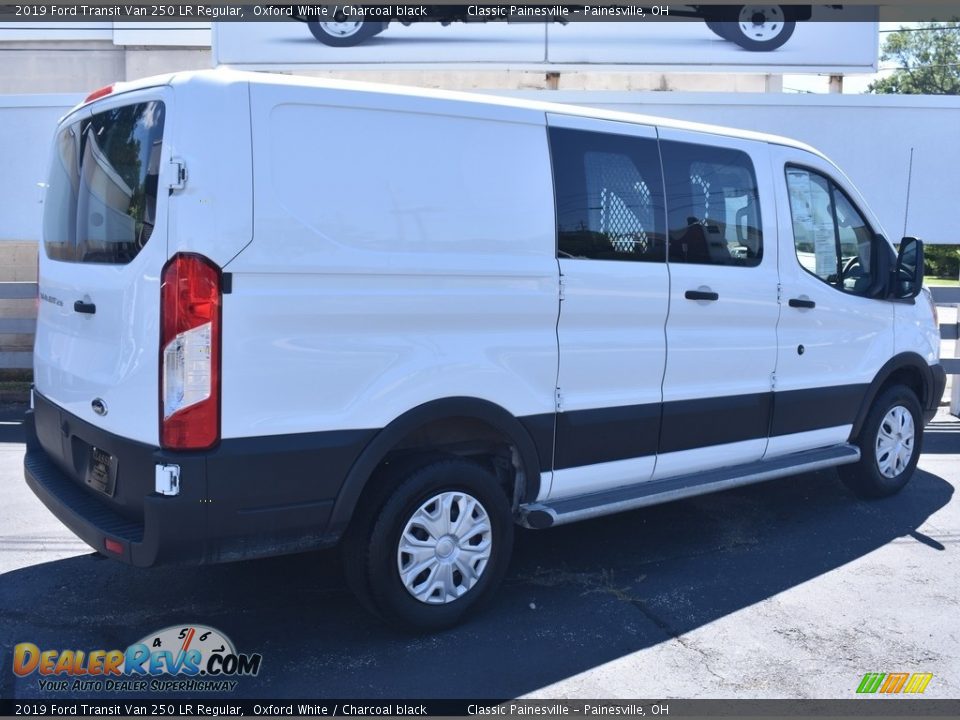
[726,6,796,51]
[344,457,514,631]
[307,16,381,47]
[840,386,923,499]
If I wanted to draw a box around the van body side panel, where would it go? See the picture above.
[165,75,254,267]
[767,145,894,457]
[893,297,941,367]
[222,86,559,439]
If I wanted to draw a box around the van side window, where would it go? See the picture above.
[785,166,874,295]
[549,127,665,262]
[660,141,763,267]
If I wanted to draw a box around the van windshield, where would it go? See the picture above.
[43,100,165,264]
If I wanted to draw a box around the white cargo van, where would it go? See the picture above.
[25,70,945,630]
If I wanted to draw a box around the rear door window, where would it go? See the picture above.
[660,141,763,267]
[43,101,165,264]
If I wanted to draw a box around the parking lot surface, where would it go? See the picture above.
[1,403,958,700]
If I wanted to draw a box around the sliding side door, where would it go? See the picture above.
[547,114,669,500]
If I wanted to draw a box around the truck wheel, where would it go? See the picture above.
[727,6,796,51]
[840,386,923,499]
[350,458,514,630]
[307,17,380,47]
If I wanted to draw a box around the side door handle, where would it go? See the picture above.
[685,290,719,302]
[788,298,816,309]
[73,301,96,315]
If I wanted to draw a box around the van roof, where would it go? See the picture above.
[95,68,827,159]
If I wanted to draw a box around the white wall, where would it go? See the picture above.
[0,95,80,242]
[1,91,958,245]
[501,91,960,245]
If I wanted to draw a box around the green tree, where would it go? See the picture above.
[924,245,960,278]
[868,22,960,95]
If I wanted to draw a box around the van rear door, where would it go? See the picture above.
[34,90,172,445]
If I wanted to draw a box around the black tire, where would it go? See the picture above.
[839,386,924,499]
[705,20,736,41]
[726,6,796,51]
[345,457,514,631]
[307,18,381,48]
[340,453,439,622]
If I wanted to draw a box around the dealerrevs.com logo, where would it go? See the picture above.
[13,625,262,693]
[856,672,934,695]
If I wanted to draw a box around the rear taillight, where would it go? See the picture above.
[160,254,221,450]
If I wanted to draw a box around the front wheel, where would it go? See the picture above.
[840,386,923,499]
[726,6,796,51]
[345,458,514,631]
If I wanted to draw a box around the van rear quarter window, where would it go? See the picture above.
[43,101,165,264]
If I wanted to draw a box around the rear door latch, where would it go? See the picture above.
[169,157,187,192]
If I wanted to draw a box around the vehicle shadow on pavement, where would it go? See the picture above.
[1,459,953,700]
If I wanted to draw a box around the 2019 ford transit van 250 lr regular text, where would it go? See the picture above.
[24,70,945,630]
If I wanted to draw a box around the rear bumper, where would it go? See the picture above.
[25,442,198,567]
[925,363,947,424]
[24,393,375,566]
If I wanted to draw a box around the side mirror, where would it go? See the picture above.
[890,236,924,300]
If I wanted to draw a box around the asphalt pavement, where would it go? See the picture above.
[1,402,958,701]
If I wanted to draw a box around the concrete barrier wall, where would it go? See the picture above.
[0,95,78,370]
[0,94,81,246]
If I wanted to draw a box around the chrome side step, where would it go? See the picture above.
[519,444,860,529]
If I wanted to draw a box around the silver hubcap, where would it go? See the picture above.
[738,5,786,41]
[320,19,364,38]
[397,491,492,605]
[875,405,916,478]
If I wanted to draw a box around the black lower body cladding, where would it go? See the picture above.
[23,359,945,568]
[23,392,374,566]
[926,363,947,423]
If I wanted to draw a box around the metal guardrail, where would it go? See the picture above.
[0,281,36,370]
[0,281,37,300]
[930,288,960,386]
[931,286,960,304]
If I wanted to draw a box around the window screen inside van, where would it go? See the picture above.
[660,141,762,267]
[43,101,165,264]
[550,128,666,262]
